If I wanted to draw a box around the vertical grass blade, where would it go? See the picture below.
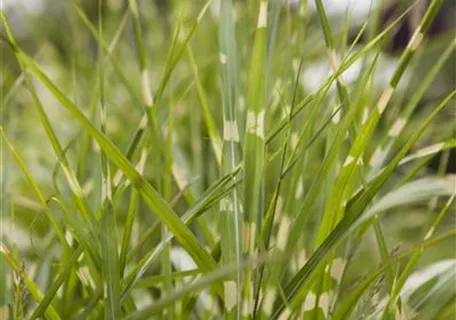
[96,2,120,318]
[219,0,243,317]
[242,1,268,318]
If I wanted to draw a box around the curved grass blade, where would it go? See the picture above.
[0,129,68,251]
[272,89,455,318]
[369,38,456,174]
[0,25,220,290]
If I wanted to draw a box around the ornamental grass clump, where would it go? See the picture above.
[0,0,455,319]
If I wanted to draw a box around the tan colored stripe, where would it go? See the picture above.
[302,292,316,312]
[224,281,237,311]
[242,222,256,253]
[141,70,154,106]
[172,163,189,189]
[388,118,406,136]
[415,142,445,158]
[223,120,240,142]
[319,292,330,318]
[276,216,291,251]
[139,114,148,129]
[273,196,284,225]
[257,1,268,28]
[377,85,394,113]
[262,287,276,316]
[343,155,354,167]
[424,226,435,241]
[257,110,265,139]
[135,148,148,173]
[407,31,424,51]
[330,258,346,283]
[295,176,304,199]
[278,307,292,320]
[220,198,234,212]
[219,53,227,64]
[246,111,256,134]
[369,147,386,167]
[329,49,340,70]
